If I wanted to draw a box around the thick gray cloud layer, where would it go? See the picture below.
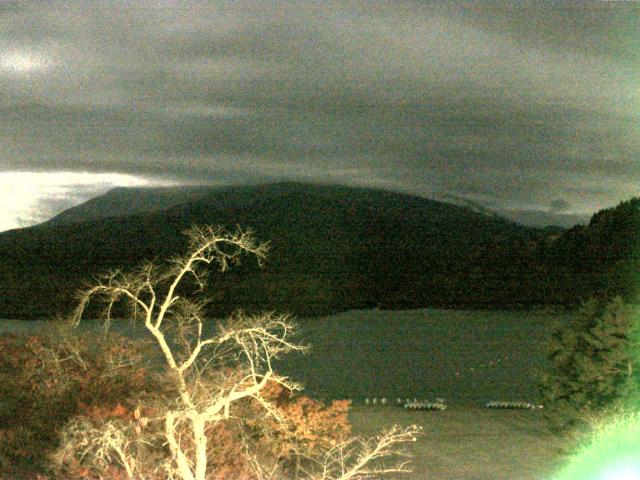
[1,0,639,226]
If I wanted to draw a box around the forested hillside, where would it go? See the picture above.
[0,183,637,319]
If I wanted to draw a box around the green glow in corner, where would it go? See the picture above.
[599,463,640,480]
[552,411,640,480]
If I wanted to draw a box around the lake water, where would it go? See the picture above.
[0,308,569,405]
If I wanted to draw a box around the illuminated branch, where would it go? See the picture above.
[72,225,419,480]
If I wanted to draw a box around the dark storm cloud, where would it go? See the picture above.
[1,0,639,223]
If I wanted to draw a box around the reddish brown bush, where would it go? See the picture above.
[51,378,351,480]
[0,328,352,479]
[200,381,351,479]
[256,380,351,454]
[0,328,165,478]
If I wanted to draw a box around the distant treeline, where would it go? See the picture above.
[0,183,637,319]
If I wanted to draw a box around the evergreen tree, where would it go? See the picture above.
[539,295,640,434]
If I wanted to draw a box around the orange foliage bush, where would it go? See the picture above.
[0,330,351,479]
[258,380,351,453]
[51,401,167,480]
[0,329,164,479]
[52,380,351,480]
[198,380,351,479]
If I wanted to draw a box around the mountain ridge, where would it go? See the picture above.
[38,181,582,230]
[0,183,636,320]
[0,182,545,319]
[39,181,508,226]
[42,185,214,226]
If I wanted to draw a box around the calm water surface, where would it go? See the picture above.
[1,308,570,405]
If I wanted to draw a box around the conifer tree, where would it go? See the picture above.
[539,295,640,434]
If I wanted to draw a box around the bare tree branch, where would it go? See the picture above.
[70,225,419,480]
[301,425,423,480]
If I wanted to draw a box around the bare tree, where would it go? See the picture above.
[265,425,421,480]
[72,225,420,480]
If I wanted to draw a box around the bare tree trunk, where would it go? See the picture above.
[193,416,209,480]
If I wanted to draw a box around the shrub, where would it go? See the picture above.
[52,378,352,480]
[0,324,162,478]
[0,326,352,479]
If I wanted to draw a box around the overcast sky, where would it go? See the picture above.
[1,0,639,230]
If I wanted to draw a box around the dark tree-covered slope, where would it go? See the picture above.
[0,183,545,319]
[0,183,637,319]
[539,197,640,306]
